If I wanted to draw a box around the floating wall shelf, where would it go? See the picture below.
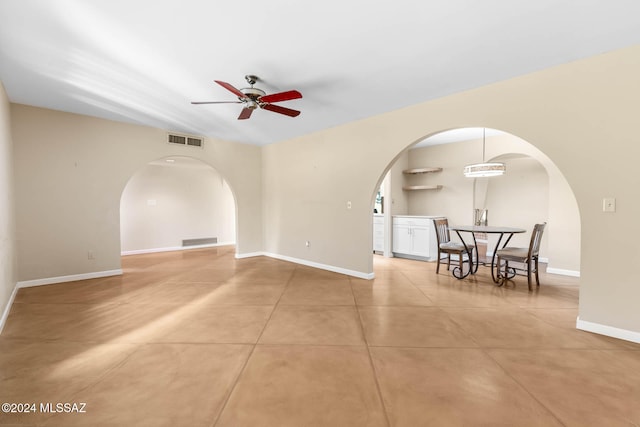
[403,167,443,174]
[403,167,442,190]
[402,185,443,191]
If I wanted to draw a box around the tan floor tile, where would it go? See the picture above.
[4,248,636,426]
[4,303,194,343]
[2,303,120,341]
[352,286,433,306]
[0,339,136,425]
[41,343,252,427]
[14,279,128,305]
[442,307,603,348]
[353,270,416,287]
[170,267,238,283]
[201,283,286,305]
[374,255,431,271]
[488,348,640,426]
[370,347,563,426]
[279,280,354,305]
[291,266,351,282]
[216,345,387,427]
[232,266,296,284]
[504,288,579,308]
[398,267,476,288]
[117,281,223,305]
[418,282,517,308]
[259,305,364,345]
[157,306,273,343]
[525,308,640,350]
[358,306,477,348]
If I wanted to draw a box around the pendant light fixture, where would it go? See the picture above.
[463,128,506,177]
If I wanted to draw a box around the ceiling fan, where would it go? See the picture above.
[191,75,302,120]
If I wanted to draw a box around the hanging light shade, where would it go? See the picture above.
[463,162,506,177]
[463,128,506,178]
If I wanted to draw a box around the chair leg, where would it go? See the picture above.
[447,254,451,271]
[534,257,540,287]
[504,261,509,284]
[436,251,441,274]
[458,252,463,275]
[527,259,533,291]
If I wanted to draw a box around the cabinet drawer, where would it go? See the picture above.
[393,217,431,228]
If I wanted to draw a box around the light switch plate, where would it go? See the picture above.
[603,197,616,212]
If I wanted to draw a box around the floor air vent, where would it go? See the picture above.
[168,133,204,148]
[182,237,218,247]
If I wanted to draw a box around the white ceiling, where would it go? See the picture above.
[1,1,640,146]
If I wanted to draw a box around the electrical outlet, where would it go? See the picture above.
[603,197,616,212]
[305,241,310,247]
[87,251,94,260]
[347,201,352,209]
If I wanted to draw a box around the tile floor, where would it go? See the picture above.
[1,246,639,426]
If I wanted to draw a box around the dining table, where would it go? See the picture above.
[447,225,527,282]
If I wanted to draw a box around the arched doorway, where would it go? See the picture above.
[120,156,236,255]
[371,128,581,278]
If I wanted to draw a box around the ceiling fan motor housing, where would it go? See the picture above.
[240,87,266,103]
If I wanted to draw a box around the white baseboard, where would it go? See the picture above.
[546,267,580,277]
[576,317,640,344]
[16,269,123,288]
[2,269,123,334]
[0,283,19,334]
[263,252,374,280]
[121,242,235,256]
[235,251,265,259]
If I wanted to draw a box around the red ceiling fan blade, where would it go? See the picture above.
[237,107,254,120]
[259,90,302,104]
[214,80,247,99]
[262,103,301,117]
[191,101,243,104]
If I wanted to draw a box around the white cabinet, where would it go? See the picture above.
[373,214,384,253]
[392,221,413,254]
[392,216,438,261]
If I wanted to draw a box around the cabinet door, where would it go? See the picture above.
[392,224,412,254]
[411,225,431,257]
[373,222,384,251]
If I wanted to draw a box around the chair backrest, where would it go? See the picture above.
[528,223,546,258]
[433,218,451,245]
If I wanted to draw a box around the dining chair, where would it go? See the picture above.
[433,218,470,277]
[495,223,546,290]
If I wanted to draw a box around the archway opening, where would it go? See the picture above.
[120,156,236,255]
[370,127,581,279]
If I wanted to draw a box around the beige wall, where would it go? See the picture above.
[120,158,236,253]
[484,156,549,253]
[0,83,16,327]
[389,150,408,216]
[11,105,262,282]
[262,45,640,334]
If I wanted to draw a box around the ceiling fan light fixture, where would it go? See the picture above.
[464,128,505,178]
